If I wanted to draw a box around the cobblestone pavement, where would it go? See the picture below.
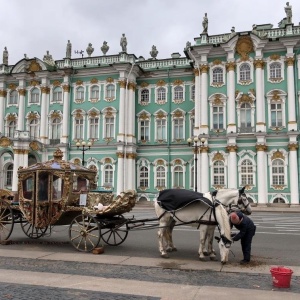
[0,257,299,296]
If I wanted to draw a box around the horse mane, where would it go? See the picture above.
[214,203,231,241]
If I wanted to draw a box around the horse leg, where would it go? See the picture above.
[165,218,177,252]
[207,225,217,261]
[198,225,208,261]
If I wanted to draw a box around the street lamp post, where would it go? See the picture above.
[76,141,92,166]
[187,136,206,192]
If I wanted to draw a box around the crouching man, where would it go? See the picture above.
[230,211,256,265]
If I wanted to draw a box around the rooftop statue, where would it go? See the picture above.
[2,47,8,65]
[120,33,127,52]
[43,50,55,66]
[150,45,158,59]
[285,2,292,24]
[202,13,208,34]
[86,43,94,57]
[66,40,72,58]
[101,41,109,55]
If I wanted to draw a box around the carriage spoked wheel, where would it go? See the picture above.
[0,200,14,241]
[20,219,48,239]
[69,213,101,252]
[99,215,128,246]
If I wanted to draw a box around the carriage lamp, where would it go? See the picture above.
[76,141,92,166]
[187,137,206,192]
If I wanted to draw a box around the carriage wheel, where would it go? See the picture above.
[20,220,48,239]
[100,215,128,246]
[0,200,14,241]
[69,214,101,252]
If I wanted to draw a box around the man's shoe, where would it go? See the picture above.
[240,260,250,265]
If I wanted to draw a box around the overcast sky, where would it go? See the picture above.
[0,0,299,65]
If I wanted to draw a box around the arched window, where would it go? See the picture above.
[140,120,150,141]
[213,106,224,129]
[173,165,183,188]
[156,118,166,140]
[173,117,183,139]
[157,87,166,101]
[104,165,113,186]
[53,86,62,102]
[5,164,13,187]
[241,159,253,185]
[212,67,223,83]
[29,119,39,139]
[273,197,285,204]
[75,117,84,139]
[76,87,84,101]
[240,103,252,128]
[271,102,282,127]
[106,84,115,98]
[270,62,281,79]
[213,161,225,185]
[91,86,99,99]
[139,166,149,188]
[174,86,183,100]
[9,90,18,104]
[141,89,149,103]
[104,116,114,138]
[272,159,284,185]
[51,118,61,140]
[7,120,16,138]
[239,64,251,81]
[89,116,99,139]
[30,88,40,103]
[156,166,166,188]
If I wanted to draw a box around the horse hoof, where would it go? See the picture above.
[172,247,177,252]
[166,247,173,252]
[210,256,218,261]
[199,257,206,261]
[161,253,169,258]
[203,251,209,256]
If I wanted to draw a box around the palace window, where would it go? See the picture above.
[30,88,40,104]
[239,64,251,81]
[157,87,166,101]
[139,166,149,188]
[90,85,99,100]
[7,120,16,138]
[5,164,13,187]
[156,166,166,187]
[240,159,253,185]
[140,120,150,141]
[50,118,61,140]
[103,164,113,187]
[89,117,99,139]
[271,103,282,127]
[76,87,84,101]
[213,161,225,185]
[53,87,62,102]
[272,159,285,185]
[29,119,39,139]
[156,118,166,140]
[9,90,18,105]
[240,103,252,128]
[173,86,183,100]
[213,106,224,130]
[141,89,150,103]
[106,84,115,99]
[104,116,114,138]
[270,62,282,79]
[75,117,84,139]
[212,67,223,83]
[173,165,184,188]
[190,166,194,189]
[191,85,195,101]
[173,118,183,139]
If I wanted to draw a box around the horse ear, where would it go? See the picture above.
[211,190,217,197]
[240,186,245,194]
[215,236,220,242]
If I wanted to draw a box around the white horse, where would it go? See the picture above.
[156,187,252,262]
[155,190,232,264]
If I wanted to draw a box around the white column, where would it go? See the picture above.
[12,149,29,192]
[226,146,237,188]
[288,144,299,205]
[200,147,209,192]
[254,60,265,132]
[17,88,26,131]
[127,83,136,142]
[117,80,126,142]
[116,152,124,195]
[286,57,297,130]
[0,90,6,133]
[200,65,208,134]
[226,62,236,133]
[40,86,50,144]
[62,84,70,144]
[256,145,267,204]
[194,69,201,136]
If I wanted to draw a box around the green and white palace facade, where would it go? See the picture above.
[1,8,300,206]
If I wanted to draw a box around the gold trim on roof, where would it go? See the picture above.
[236,36,254,61]
[28,61,42,72]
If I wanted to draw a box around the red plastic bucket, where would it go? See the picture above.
[270,266,293,288]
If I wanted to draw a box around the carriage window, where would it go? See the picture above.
[22,177,34,200]
[38,173,49,201]
[53,175,63,199]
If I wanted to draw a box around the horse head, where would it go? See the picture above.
[237,187,252,215]
[215,236,231,264]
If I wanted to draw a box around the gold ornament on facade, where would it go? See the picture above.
[118,80,126,88]
[14,149,29,155]
[29,141,40,151]
[18,89,26,96]
[156,80,166,87]
[272,185,285,191]
[105,108,113,117]
[200,65,209,74]
[41,86,50,94]
[193,69,199,76]
[89,111,99,118]
[255,144,268,151]
[173,110,183,118]
[213,59,222,65]
[74,158,81,165]
[212,152,225,162]
[128,82,136,90]
[62,84,70,92]
[174,159,182,165]
[254,59,265,69]
[30,80,40,86]
[271,150,284,160]
[0,137,12,147]
[75,109,83,118]
[53,80,61,87]
[226,62,236,72]
[76,80,83,86]
[50,111,61,120]
[212,185,225,190]
[213,94,223,106]
[127,153,137,159]
[285,56,295,66]
[140,82,149,88]
[235,90,240,97]
[249,88,256,96]
[104,158,112,163]
[236,36,254,61]
[28,112,37,120]
[157,159,164,165]
[28,61,42,72]
[173,79,183,86]
[288,143,298,151]
[226,145,238,152]
[270,54,280,61]
[0,90,7,97]
[106,77,114,83]
[8,83,17,90]
[156,111,166,119]
[239,94,253,104]
[90,78,98,84]
[116,152,125,158]
[139,112,149,120]
[7,113,16,121]
[271,90,281,101]
[200,146,209,153]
